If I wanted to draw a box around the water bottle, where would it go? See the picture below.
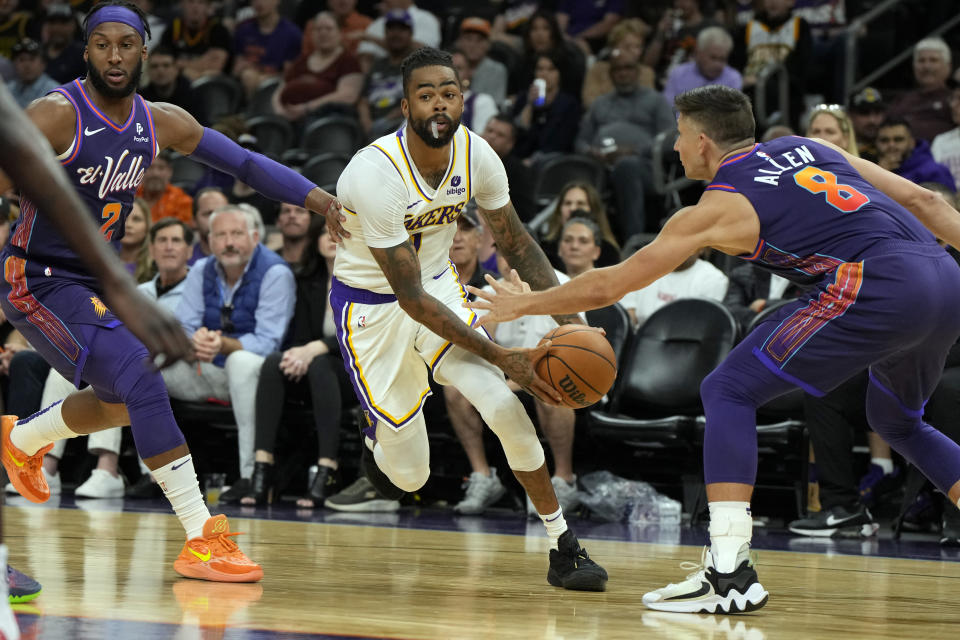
[533,78,547,107]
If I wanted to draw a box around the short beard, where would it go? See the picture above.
[86,57,141,99]
[410,113,460,149]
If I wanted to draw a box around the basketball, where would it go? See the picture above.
[535,325,617,408]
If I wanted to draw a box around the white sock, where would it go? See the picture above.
[540,507,568,550]
[151,455,211,540]
[11,400,80,456]
[872,457,894,475]
[709,501,753,573]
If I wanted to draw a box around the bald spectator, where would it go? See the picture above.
[456,17,508,105]
[888,37,955,142]
[663,26,742,106]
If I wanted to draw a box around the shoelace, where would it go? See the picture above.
[207,530,244,557]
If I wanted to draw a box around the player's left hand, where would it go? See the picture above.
[496,341,563,406]
[464,270,530,327]
[104,282,194,368]
[320,194,349,244]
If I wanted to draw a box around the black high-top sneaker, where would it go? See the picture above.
[547,530,608,591]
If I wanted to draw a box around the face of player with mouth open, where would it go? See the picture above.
[403,65,464,149]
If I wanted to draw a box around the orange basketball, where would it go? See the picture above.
[535,325,617,408]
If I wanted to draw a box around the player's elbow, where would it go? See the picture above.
[909,185,947,218]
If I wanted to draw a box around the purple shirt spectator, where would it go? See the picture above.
[557,0,624,37]
[663,61,742,106]
[233,17,302,74]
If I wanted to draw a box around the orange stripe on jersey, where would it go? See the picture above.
[2,257,82,363]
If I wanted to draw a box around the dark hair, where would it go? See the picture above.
[523,10,563,54]
[533,50,565,80]
[878,115,913,134]
[193,186,227,218]
[674,85,755,150]
[83,1,152,44]
[489,113,517,139]
[401,47,459,98]
[149,217,194,245]
[149,44,178,60]
[298,213,328,280]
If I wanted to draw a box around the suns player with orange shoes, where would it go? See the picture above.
[0,1,337,584]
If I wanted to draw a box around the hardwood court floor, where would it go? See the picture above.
[4,502,960,639]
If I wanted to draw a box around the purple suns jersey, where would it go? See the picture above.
[6,79,156,286]
[706,136,937,283]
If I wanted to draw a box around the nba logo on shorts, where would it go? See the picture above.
[358,315,366,328]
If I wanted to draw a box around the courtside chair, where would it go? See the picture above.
[532,154,607,209]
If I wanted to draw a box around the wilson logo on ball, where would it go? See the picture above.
[558,375,588,406]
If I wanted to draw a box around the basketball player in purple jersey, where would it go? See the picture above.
[467,85,960,613]
[0,1,337,583]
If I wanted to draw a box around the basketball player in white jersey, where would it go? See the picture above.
[327,48,607,591]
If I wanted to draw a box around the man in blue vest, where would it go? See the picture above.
[162,204,295,502]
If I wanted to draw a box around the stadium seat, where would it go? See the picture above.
[302,115,363,156]
[532,154,607,208]
[651,129,698,212]
[190,74,243,126]
[246,76,281,117]
[299,153,351,193]
[585,302,633,367]
[169,152,206,189]
[245,114,294,157]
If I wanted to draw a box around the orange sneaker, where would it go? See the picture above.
[1,415,53,504]
[173,515,263,583]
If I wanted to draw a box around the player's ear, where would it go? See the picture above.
[400,97,408,120]
[141,45,148,61]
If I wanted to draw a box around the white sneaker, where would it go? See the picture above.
[454,468,506,515]
[642,546,769,614]
[5,468,59,496]
[74,469,124,499]
[526,476,580,518]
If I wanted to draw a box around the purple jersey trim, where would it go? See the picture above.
[75,79,137,132]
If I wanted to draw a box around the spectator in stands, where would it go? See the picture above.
[243,215,353,508]
[620,246,728,328]
[513,10,585,100]
[556,0,623,55]
[760,123,795,141]
[162,205,296,503]
[849,87,885,163]
[481,114,536,222]
[732,0,812,129]
[792,0,847,103]
[0,1,37,60]
[446,220,581,516]
[137,149,194,226]
[126,218,196,499]
[189,187,229,265]
[40,3,85,84]
[456,17,508,106]
[356,1,440,71]
[140,45,197,115]
[130,0,167,51]
[119,198,153,284]
[139,218,194,312]
[805,103,858,155]
[7,38,58,109]
[357,9,414,140]
[272,11,362,123]
[450,50,497,135]
[888,37,954,143]
[274,202,313,264]
[491,0,539,51]
[575,48,674,240]
[643,0,719,82]
[511,51,580,161]
[537,182,620,271]
[160,0,232,81]
[662,26,742,106]
[557,216,604,279]
[723,261,810,333]
[876,116,955,192]
[232,0,302,98]
[931,85,960,191]
[582,18,654,109]
[297,0,371,57]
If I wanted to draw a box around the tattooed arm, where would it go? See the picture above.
[477,200,584,326]
[369,240,560,404]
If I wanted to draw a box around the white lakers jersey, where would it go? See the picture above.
[335,123,509,293]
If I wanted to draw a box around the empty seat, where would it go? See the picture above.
[190,75,243,126]
[302,115,363,156]
[533,154,606,208]
[245,114,294,157]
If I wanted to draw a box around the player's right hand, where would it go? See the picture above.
[496,342,563,406]
[322,197,350,244]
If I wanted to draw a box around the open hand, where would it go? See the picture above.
[464,269,530,327]
[322,196,349,244]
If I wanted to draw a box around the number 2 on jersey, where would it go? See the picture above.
[99,202,122,240]
[794,166,869,213]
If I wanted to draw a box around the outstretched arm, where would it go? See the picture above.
[468,197,760,324]
[150,101,339,217]
[478,200,583,326]
[0,85,193,366]
[370,239,560,405]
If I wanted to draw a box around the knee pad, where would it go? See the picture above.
[374,417,431,492]
[866,380,922,444]
[482,393,545,473]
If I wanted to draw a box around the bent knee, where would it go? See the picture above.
[388,465,430,492]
